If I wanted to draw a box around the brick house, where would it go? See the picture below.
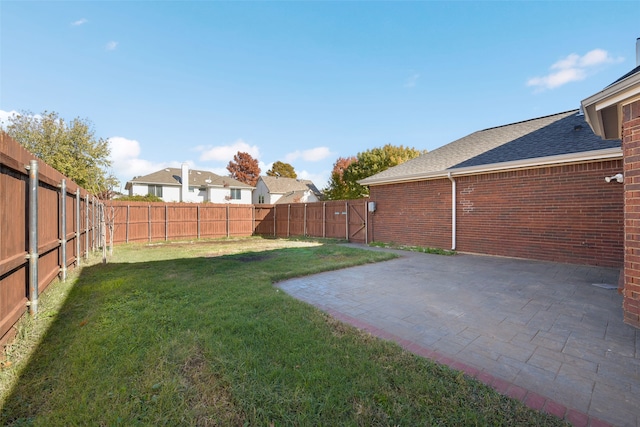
[359,110,624,268]
[581,39,640,328]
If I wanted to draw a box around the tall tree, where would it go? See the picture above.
[267,161,297,179]
[327,144,424,200]
[227,151,261,186]
[5,110,115,192]
[323,156,356,200]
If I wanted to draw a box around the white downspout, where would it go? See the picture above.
[447,172,456,250]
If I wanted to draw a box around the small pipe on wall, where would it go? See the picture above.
[447,172,457,251]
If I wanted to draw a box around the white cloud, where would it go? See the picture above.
[105,136,258,189]
[284,147,332,163]
[579,49,615,67]
[297,169,331,189]
[209,166,229,176]
[527,48,623,91]
[260,161,272,174]
[527,68,587,90]
[108,136,175,185]
[71,18,88,26]
[105,41,118,51]
[404,72,420,88]
[197,139,261,162]
[109,136,141,161]
[0,109,19,128]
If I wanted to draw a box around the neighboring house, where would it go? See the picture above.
[581,39,640,328]
[125,163,253,203]
[359,109,623,268]
[252,176,322,204]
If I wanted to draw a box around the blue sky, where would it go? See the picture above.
[1,1,638,191]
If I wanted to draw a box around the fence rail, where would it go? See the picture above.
[1,133,101,347]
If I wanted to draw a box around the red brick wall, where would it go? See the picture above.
[623,99,640,328]
[369,179,452,249]
[369,159,624,267]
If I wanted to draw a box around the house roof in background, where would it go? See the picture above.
[274,190,313,204]
[360,110,621,185]
[259,176,321,195]
[126,168,253,189]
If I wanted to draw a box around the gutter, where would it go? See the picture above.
[359,147,622,187]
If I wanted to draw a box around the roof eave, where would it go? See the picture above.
[208,185,255,189]
[359,147,623,186]
[581,71,640,140]
[128,180,180,186]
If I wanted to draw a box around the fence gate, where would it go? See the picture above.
[348,200,367,244]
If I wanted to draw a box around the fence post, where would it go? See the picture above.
[89,196,96,253]
[364,199,368,244]
[323,202,326,238]
[304,204,307,237]
[100,203,106,263]
[165,205,168,241]
[197,205,200,239]
[27,160,39,315]
[60,179,67,281]
[126,205,130,243]
[90,197,94,251]
[287,205,290,237]
[85,195,89,259]
[273,205,276,237]
[92,196,97,251]
[345,201,348,240]
[226,204,230,238]
[75,188,81,266]
[148,205,152,243]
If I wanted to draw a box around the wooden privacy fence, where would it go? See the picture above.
[106,202,256,243]
[1,133,101,346]
[106,199,371,245]
[1,130,372,346]
[254,200,371,243]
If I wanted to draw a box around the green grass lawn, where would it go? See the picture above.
[0,238,567,426]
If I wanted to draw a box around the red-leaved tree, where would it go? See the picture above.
[323,156,357,200]
[227,151,261,186]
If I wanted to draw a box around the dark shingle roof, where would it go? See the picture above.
[128,168,253,188]
[360,110,620,184]
[260,176,321,195]
[453,110,619,168]
[605,64,640,88]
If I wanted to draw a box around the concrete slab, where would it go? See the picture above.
[277,245,639,427]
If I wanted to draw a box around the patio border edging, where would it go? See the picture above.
[322,306,613,427]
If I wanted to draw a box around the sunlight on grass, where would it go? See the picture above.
[0,237,566,426]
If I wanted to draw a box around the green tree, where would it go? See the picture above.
[5,110,115,192]
[227,151,261,186]
[327,144,424,199]
[267,161,297,179]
